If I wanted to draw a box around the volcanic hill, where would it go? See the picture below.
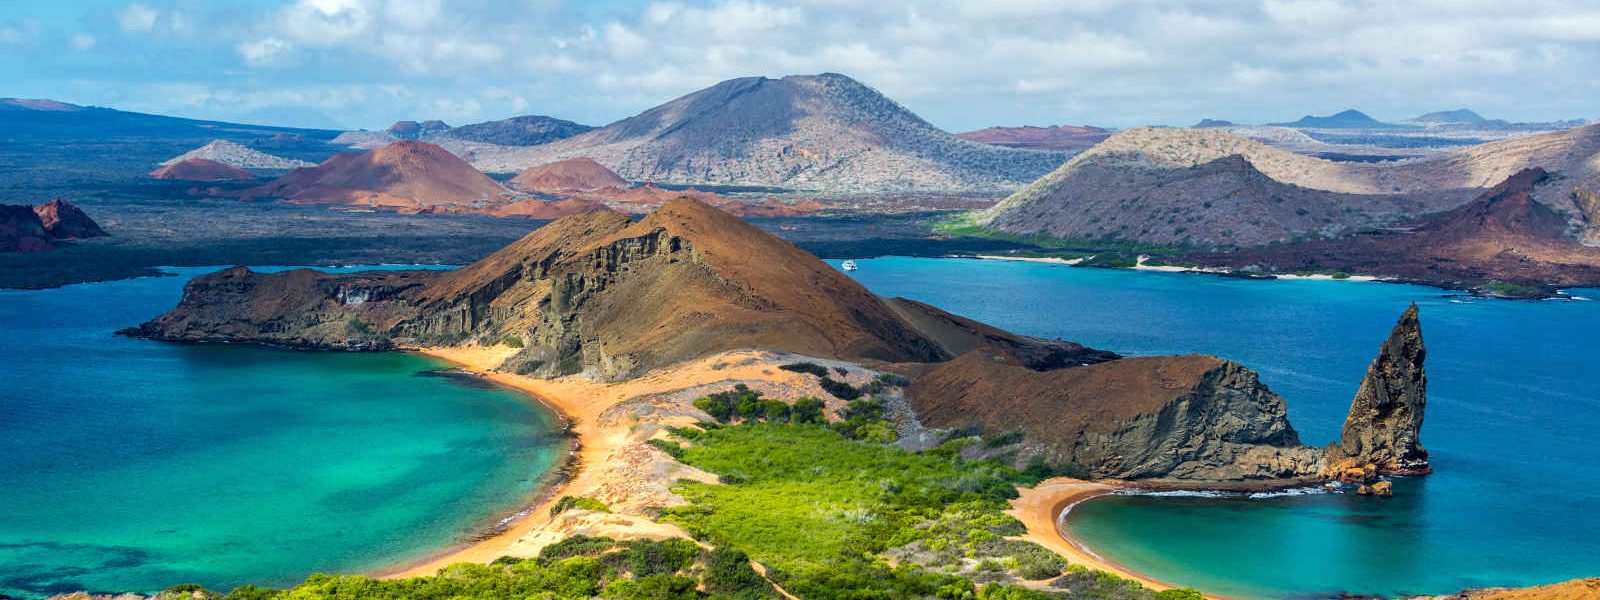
[242,140,511,211]
[455,73,1068,193]
[509,157,629,194]
[1193,169,1600,292]
[129,198,1427,487]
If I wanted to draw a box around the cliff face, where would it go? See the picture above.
[1325,303,1430,475]
[909,350,1323,483]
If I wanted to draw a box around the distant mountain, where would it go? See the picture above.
[333,116,594,148]
[978,127,1475,247]
[1198,169,1600,291]
[954,124,1109,151]
[1271,109,1410,129]
[150,158,258,181]
[454,73,1069,193]
[1193,119,1234,128]
[160,140,314,170]
[442,116,595,146]
[0,98,339,140]
[243,140,511,211]
[980,122,1600,250]
[1406,109,1488,125]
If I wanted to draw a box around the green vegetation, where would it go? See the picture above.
[660,422,1182,600]
[692,384,825,425]
[551,495,612,516]
[141,536,776,600]
[929,213,1190,257]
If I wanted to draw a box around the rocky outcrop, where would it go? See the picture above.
[2,199,107,252]
[909,350,1324,483]
[1324,303,1430,476]
[1,204,54,252]
[33,199,107,240]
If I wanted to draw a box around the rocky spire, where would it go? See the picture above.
[1325,303,1430,477]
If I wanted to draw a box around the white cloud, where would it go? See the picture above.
[238,37,293,67]
[118,3,159,32]
[0,19,41,44]
[70,33,96,51]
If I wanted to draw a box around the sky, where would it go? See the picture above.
[3,0,1600,132]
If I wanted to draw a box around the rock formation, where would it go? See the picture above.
[908,349,1324,482]
[150,158,257,181]
[241,140,511,211]
[0,205,55,252]
[1324,303,1430,476]
[1,199,107,252]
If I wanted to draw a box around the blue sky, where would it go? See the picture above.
[4,0,1599,131]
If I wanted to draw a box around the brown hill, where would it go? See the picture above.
[33,199,107,239]
[1195,168,1600,291]
[242,140,510,210]
[509,157,628,193]
[955,124,1110,151]
[1,199,107,252]
[129,198,949,378]
[150,158,257,181]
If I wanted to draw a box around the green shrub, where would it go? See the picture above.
[550,495,612,516]
[817,376,862,400]
[983,430,1026,449]
[791,397,826,425]
[778,362,830,377]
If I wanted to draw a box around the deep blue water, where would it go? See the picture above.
[0,267,565,599]
[840,257,1600,599]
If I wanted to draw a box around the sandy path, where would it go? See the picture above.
[1007,478,1177,593]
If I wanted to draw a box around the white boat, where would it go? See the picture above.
[841,260,859,271]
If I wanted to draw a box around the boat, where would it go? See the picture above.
[841,260,858,271]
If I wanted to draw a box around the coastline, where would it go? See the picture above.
[1008,479,1179,593]
[967,254,1381,282]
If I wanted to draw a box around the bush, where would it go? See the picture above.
[551,495,612,516]
[817,376,861,400]
[778,362,830,377]
[983,430,1026,449]
[704,546,777,598]
[791,397,826,425]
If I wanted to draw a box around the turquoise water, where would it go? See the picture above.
[0,268,566,599]
[841,257,1600,599]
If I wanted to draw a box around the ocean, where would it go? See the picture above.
[0,267,565,599]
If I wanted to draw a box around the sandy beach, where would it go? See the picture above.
[1008,479,1178,593]
[379,347,877,579]
[972,253,1380,282]
[972,254,1085,265]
